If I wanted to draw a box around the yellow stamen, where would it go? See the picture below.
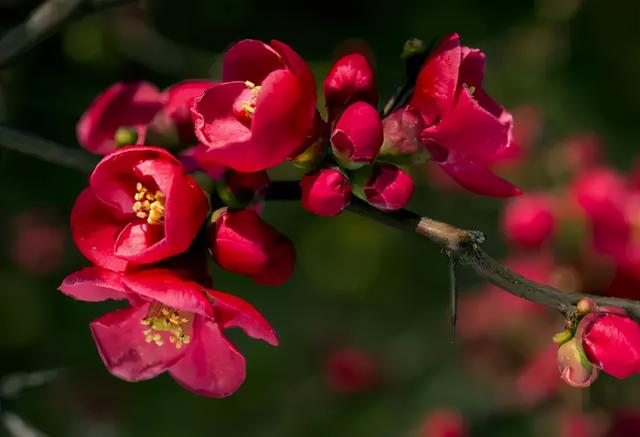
[240,81,262,119]
[140,302,193,349]
[132,182,165,225]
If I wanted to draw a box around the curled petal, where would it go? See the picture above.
[169,319,246,397]
[206,289,279,345]
[90,303,186,382]
[59,267,127,302]
[434,150,521,197]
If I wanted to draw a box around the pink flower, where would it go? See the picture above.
[77,82,163,155]
[501,194,556,249]
[71,146,209,271]
[364,164,414,211]
[162,80,216,144]
[573,168,640,266]
[59,267,277,397]
[300,168,351,216]
[409,34,520,197]
[210,209,295,285]
[330,101,383,169]
[192,40,316,172]
[324,347,378,394]
[516,344,561,406]
[323,52,377,114]
[11,209,66,275]
[419,409,467,437]
[579,309,640,379]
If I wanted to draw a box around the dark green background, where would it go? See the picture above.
[1,0,639,435]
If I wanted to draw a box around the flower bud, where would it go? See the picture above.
[210,209,295,285]
[331,102,383,169]
[501,194,555,249]
[380,107,425,158]
[364,164,414,211]
[216,170,270,209]
[324,347,378,394]
[323,52,377,112]
[557,337,599,388]
[300,168,351,216]
[578,310,640,378]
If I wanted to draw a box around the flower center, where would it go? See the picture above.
[132,182,165,225]
[141,301,194,349]
[233,80,262,122]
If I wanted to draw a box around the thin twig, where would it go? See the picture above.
[0,0,137,68]
[1,131,639,322]
[0,125,97,172]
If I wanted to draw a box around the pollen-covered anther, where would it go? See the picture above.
[132,182,166,225]
[140,302,193,349]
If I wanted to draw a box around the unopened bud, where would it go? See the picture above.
[363,163,414,211]
[300,168,351,217]
[114,127,138,147]
[331,102,383,169]
[557,337,599,388]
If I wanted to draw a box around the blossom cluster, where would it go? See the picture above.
[59,34,520,396]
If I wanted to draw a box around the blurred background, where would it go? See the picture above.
[1,0,640,435]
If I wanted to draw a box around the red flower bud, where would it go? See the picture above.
[77,82,163,155]
[579,310,640,379]
[501,194,555,249]
[557,337,599,388]
[323,52,377,112]
[210,209,295,285]
[324,347,378,394]
[331,101,383,169]
[364,164,414,211]
[300,168,351,216]
[380,107,425,157]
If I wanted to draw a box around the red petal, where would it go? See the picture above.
[410,33,461,123]
[206,289,278,345]
[169,319,246,397]
[70,188,132,271]
[58,267,127,302]
[422,88,510,164]
[223,39,284,84]
[90,303,186,382]
[122,269,215,319]
[436,151,522,197]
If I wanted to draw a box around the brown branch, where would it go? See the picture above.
[0,0,137,68]
[2,128,639,322]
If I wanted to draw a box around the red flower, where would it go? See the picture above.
[579,309,640,379]
[364,164,414,211]
[501,194,556,249]
[331,101,383,169]
[419,409,467,437]
[324,347,378,394]
[573,167,640,266]
[409,34,520,197]
[162,80,216,144]
[77,82,163,155]
[192,40,317,172]
[210,209,295,285]
[71,146,209,271]
[323,52,377,114]
[59,267,277,397]
[300,168,351,216]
